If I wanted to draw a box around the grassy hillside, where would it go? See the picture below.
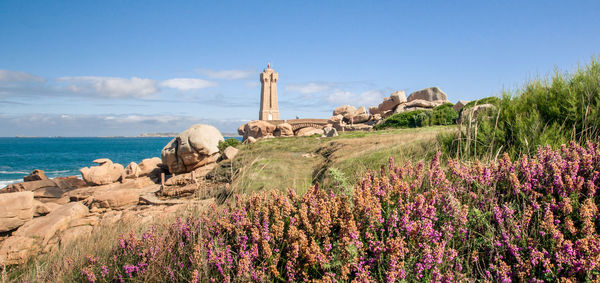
[212,126,452,196]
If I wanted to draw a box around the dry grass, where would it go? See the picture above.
[214,126,453,194]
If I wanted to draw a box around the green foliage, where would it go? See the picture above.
[442,57,600,159]
[431,102,459,125]
[218,138,241,153]
[326,167,352,195]
[463,96,500,109]
[375,103,459,130]
[374,110,432,130]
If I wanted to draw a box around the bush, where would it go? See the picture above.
[77,141,600,282]
[431,102,458,125]
[443,57,600,159]
[374,110,432,130]
[218,138,241,152]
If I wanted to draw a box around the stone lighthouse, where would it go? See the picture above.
[259,63,279,120]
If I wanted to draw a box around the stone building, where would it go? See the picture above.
[259,63,279,120]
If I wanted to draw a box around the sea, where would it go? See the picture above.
[0,137,241,188]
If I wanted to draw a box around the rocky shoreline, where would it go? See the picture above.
[0,124,239,265]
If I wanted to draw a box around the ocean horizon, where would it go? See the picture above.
[0,136,242,187]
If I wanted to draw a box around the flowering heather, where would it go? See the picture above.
[78,140,600,282]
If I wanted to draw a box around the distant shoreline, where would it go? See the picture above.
[3,134,242,138]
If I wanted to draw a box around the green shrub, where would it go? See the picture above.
[431,102,458,125]
[442,56,600,159]
[218,138,241,152]
[374,110,432,130]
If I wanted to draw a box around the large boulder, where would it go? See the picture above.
[0,191,34,232]
[0,236,36,265]
[161,124,224,174]
[350,113,370,124]
[378,97,399,112]
[242,120,276,141]
[368,106,381,115]
[343,107,370,123]
[407,87,449,102]
[333,105,357,116]
[328,114,344,124]
[274,123,294,137]
[390,90,407,104]
[0,179,80,203]
[13,202,89,246]
[124,162,141,179]
[404,99,439,108]
[222,146,239,160]
[80,159,124,186]
[296,127,324,137]
[24,169,48,182]
[138,157,162,177]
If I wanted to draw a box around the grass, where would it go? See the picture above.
[212,126,452,195]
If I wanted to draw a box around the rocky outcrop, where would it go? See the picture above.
[333,105,357,116]
[407,87,449,103]
[13,202,89,246]
[390,90,407,104]
[68,177,157,211]
[0,191,34,232]
[124,157,162,179]
[138,157,162,178]
[405,99,439,108]
[0,178,80,204]
[0,202,89,265]
[328,114,344,124]
[296,127,325,137]
[124,162,141,179]
[161,124,224,174]
[80,159,124,186]
[377,91,406,113]
[241,120,276,141]
[24,169,48,182]
[274,123,294,137]
[0,236,36,265]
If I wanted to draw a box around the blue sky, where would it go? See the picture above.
[1,1,599,136]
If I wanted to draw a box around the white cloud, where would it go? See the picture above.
[327,89,353,103]
[104,114,184,123]
[197,68,254,80]
[286,82,333,94]
[58,76,158,98]
[0,69,45,83]
[161,78,217,90]
[326,89,386,107]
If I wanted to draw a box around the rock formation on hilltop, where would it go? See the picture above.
[161,124,224,174]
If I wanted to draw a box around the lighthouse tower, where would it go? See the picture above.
[259,63,279,120]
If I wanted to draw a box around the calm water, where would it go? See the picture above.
[0,137,241,187]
